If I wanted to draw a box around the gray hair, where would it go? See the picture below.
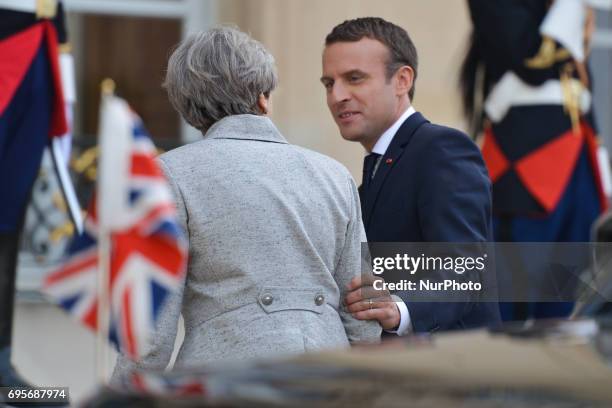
[164,26,278,133]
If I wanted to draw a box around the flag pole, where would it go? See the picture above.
[96,78,115,383]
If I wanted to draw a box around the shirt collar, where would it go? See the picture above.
[370,106,416,156]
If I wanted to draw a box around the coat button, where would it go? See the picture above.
[314,294,325,306]
[261,294,274,306]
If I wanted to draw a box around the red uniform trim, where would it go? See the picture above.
[0,21,67,137]
[42,21,68,137]
[482,122,607,214]
[481,127,510,183]
[583,124,609,212]
[514,128,583,213]
[0,24,44,116]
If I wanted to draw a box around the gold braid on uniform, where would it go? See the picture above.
[524,35,586,135]
[560,63,583,136]
[50,192,74,242]
[58,43,72,54]
[36,0,57,19]
[525,36,571,69]
[72,146,99,182]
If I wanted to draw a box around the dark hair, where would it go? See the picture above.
[325,17,418,100]
[459,32,480,125]
[458,31,492,138]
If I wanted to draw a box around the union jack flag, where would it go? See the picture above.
[44,94,187,360]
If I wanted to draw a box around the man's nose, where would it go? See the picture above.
[329,82,350,104]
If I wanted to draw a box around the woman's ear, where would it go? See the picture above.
[257,93,270,115]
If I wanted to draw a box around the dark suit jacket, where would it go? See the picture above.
[360,112,501,333]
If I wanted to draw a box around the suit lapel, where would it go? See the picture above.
[363,112,429,229]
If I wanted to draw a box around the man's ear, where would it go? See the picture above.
[395,66,414,98]
[257,93,270,115]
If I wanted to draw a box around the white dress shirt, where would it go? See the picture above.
[371,106,416,156]
[368,105,416,336]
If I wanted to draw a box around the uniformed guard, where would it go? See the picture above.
[460,0,609,320]
[0,0,70,387]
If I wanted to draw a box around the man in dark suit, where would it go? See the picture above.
[321,17,500,334]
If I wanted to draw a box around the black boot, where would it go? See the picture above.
[0,231,32,388]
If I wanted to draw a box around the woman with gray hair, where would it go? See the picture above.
[112,26,380,383]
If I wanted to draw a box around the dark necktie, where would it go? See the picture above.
[362,153,381,190]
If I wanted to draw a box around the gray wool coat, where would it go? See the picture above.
[112,114,380,383]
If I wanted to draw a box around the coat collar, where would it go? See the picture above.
[204,114,288,144]
[361,112,429,228]
[385,111,429,151]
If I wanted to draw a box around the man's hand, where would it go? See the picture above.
[345,275,400,330]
